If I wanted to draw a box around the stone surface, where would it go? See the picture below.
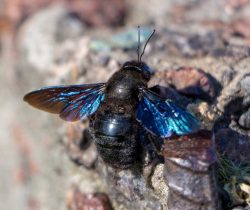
[240,75,250,95]
[215,128,250,163]
[90,27,152,52]
[217,73,250,116]
[0,0,126,32]
[231,17,250,44]
[64,122,98,168]
[239,109,250,129]
[17,6,84,72]
[97,160,165,210]
[3,0,250,210]
[164,130,220,209]
[164,130,216,172]
[69,0,126,27]
[150,67,221,102]
[179,32,225,57]
[67,187,113,210]
[221,68,237,87]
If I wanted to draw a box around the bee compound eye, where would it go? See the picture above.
[142,64,152,74]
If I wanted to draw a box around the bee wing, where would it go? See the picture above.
[136,87,200,138]
[23,83,105,121]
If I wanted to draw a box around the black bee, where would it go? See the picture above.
[23,28,200,169]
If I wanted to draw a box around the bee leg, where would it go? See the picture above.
[147,134,164,156]
[138,128,163,159]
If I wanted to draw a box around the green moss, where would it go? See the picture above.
[217,154,250,207]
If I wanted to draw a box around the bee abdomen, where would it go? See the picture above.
[92,114,138,169]
[95,135,137,168]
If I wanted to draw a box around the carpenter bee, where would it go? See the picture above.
[23,28,200,169]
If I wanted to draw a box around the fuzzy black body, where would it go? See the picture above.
[23,58,200,169]
[90,62,150,168]
[23,27,200,169]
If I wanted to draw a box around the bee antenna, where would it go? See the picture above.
[140,29,155,62]
[137,26,141,63]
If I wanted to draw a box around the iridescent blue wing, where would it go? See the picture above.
[136,88,200,138]
[23,83,105,121]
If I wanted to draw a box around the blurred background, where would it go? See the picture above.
[1,0,250,210]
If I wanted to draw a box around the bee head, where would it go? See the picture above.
[121,27,155,81]
[122,61,152,80]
